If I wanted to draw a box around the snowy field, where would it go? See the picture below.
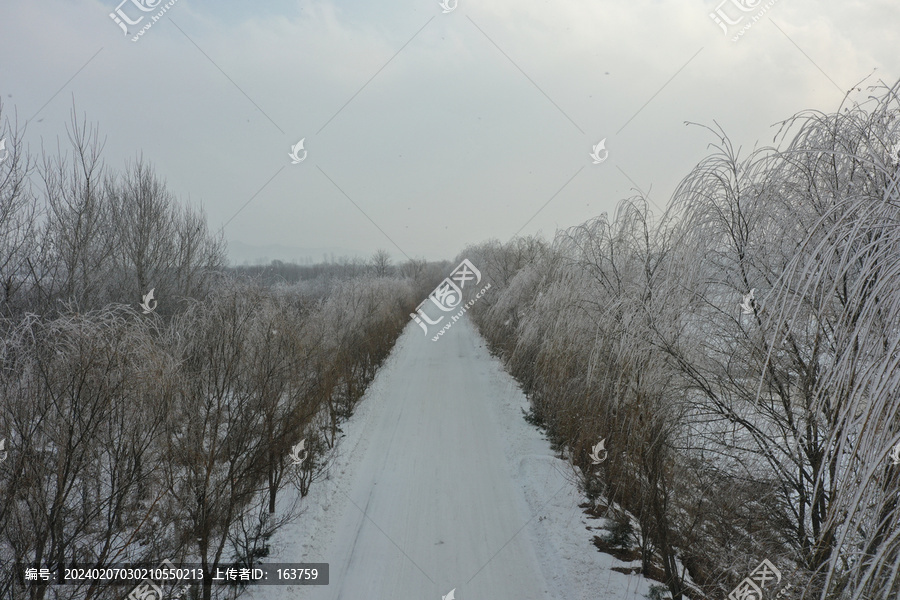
[249,316,656,600]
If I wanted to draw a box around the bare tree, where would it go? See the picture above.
[0,307,173,600]
[36,105,114,312]
[105,157,226,311]
[0,104,40,316]
[369,248,393,277]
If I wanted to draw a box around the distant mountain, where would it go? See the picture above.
[226,240,367,266]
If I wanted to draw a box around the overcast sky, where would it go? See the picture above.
[1,0,897,263]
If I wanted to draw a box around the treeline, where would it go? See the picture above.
[229,249,442,288]
[0,105,438,600]
[463,80,900,600]
[0,107,224,319]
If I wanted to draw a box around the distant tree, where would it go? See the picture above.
[369,248,392,277]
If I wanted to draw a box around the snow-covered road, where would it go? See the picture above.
[253,317,657,600]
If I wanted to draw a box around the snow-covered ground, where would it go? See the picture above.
[249,316,657,600]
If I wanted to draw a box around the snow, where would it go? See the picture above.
[249,316,659,600]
